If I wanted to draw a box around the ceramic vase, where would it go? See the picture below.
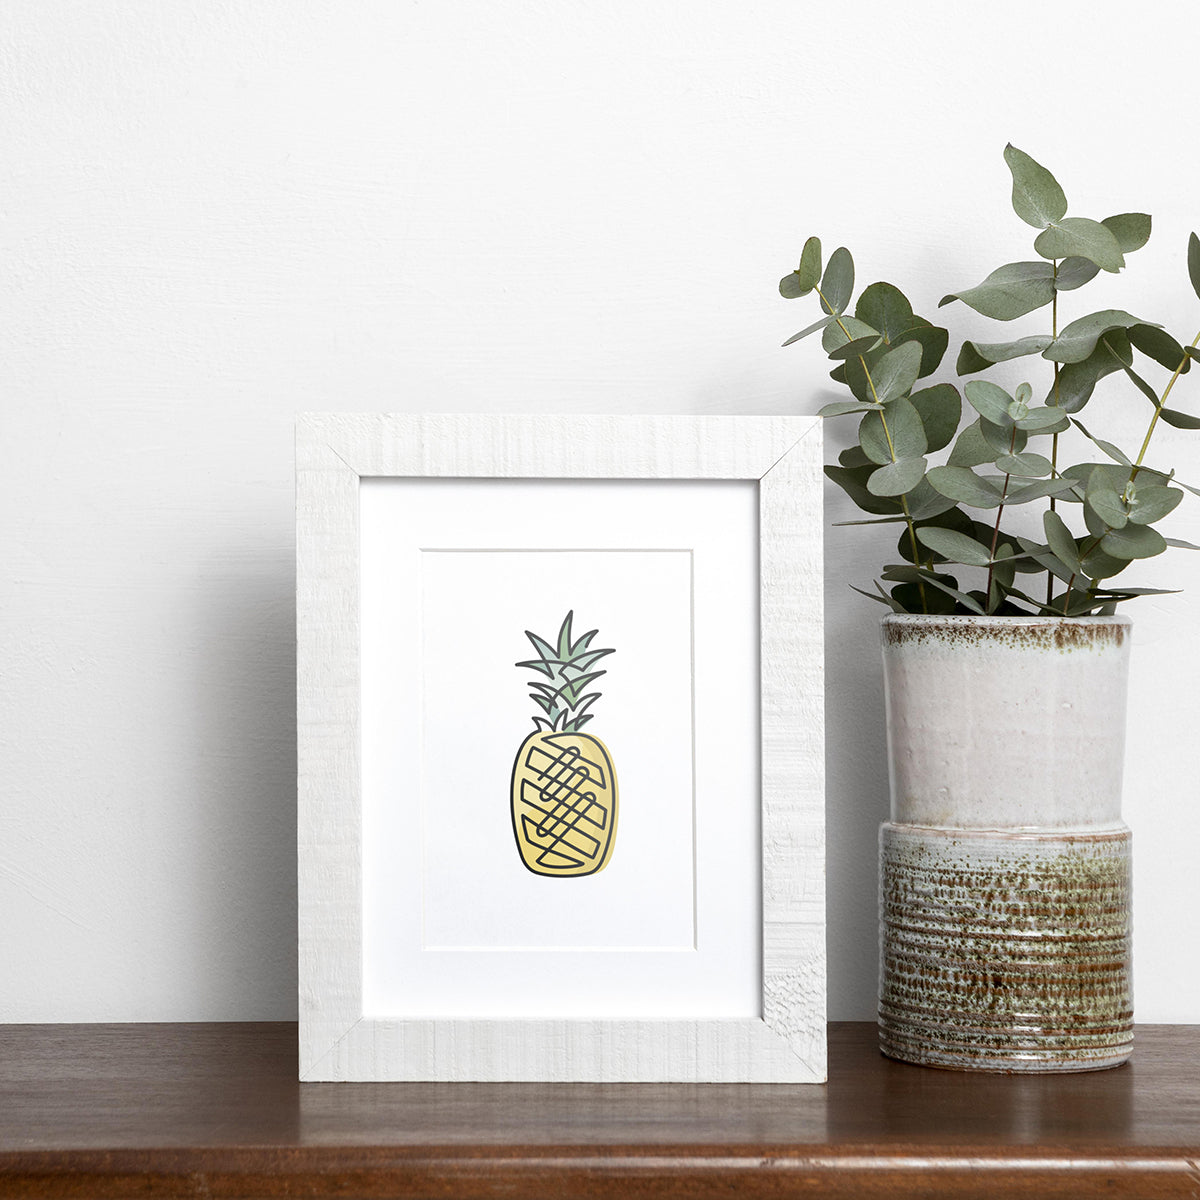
[877,614,1133,1072]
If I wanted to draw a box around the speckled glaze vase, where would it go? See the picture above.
[878,614,1133,1072]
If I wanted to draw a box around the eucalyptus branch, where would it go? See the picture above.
[781,146,1200,618]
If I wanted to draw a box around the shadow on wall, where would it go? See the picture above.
[188,540,299,1018]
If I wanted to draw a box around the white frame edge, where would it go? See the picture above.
[297,413,825,1082]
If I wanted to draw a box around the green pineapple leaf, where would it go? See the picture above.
[522,630,558,664]
[556,611,576,661]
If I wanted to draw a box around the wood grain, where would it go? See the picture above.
[1,1023,1198,1197]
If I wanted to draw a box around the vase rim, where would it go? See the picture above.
[881,613,1131,626]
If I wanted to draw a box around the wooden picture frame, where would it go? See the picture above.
[296,413,825,1081]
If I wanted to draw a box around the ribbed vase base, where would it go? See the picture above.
[879,822,1133,1073]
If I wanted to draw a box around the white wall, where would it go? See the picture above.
[3,0,1198,1023]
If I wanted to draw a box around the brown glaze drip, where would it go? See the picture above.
[882,616,1128,652]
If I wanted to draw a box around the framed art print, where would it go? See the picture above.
[296,413,825,1081]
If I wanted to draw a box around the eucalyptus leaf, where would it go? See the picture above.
[948,420,999,468]
[915,526,994,567]
[779,272,810,300]
[1005,477,1081,504]
[1004,144,1067,229]
[797,236,822,291]
[980,417,1027,456]
[1043,310,1151,364]
[1080,544,1130,580]
[1086,474,1129,529]
[828,333,884,360]
[819,246,854,315]
[867,457,927,496]
[1121,361,1163,407]
[881,565,987,614]
[1072,418,1131,466]
[1034,217,1125,273]
[964,379,1015,426]
[1189,232,1200,302]
[1101,523,1168,560]
[1043,510,1083,575]
[894,323,950,377]
[910,383,961,452]
[818,400,882,418]
[927,466,1005,508]
[939,261,1055,321]
[1054,257,1101,291]
[873,340,924,404]
[1046,332,1131,412]
[996,451,1053,477]
[1013,406,1070,433]
[859,410,897,465]
[849,582,906,611]
[838,445,872,468]
[1165,537,1200,551]
[824,464,904,515]
[783,314,837,346]
[1126,485,1184,525]
[1103,213,1152,254]
[957,335,1053,376]
[1128,324,1190,374]
[854,282,914,344]
[903,478,960,520]
[1158,407,1200,430]
[822,315,878,355]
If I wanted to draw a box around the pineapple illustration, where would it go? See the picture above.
[510,611,618,878]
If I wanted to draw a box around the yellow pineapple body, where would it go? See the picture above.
[510,731,618,877]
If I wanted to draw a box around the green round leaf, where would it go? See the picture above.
[996,451,1053,477]
[1189,232,1200,302]
[1103,213,1151,254]
[915,526,994,567]
[940,261,1055,322]
[964,379,1015,426]
[926,466,1005,508]
[910,384,961,453]
[822,315,878,355]
[867,457,927,496]
[797,236,822,291]
[1126,485,1184,525]
[1034,217,1125,273]
[854,282,914,344]
[1004,144,1068,229]
[1043,510,1083,575]
[1085,475,1129,529]
[1101,523,1168,560]
[894,323,950,378]
[1043,310,1151,365]
[980,417,1027,457]
[819,246,854,315]
[779,272,810,300]
[1054,257,1101,291]
[873,341,924,404]
[828,333,883,361]
[1128,324,1190,374]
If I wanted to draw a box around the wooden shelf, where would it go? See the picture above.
[1,1022,1198,1197]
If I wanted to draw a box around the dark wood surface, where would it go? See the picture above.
[1,1022,1198,1197]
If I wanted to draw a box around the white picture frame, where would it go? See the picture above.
[297,413,825,1082]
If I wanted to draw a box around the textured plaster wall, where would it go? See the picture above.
[3,0,1198,1022]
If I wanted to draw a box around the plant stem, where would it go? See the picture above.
[1128,327,1200,485]
[985,426,1018,610]
[1047,260,1060,607]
